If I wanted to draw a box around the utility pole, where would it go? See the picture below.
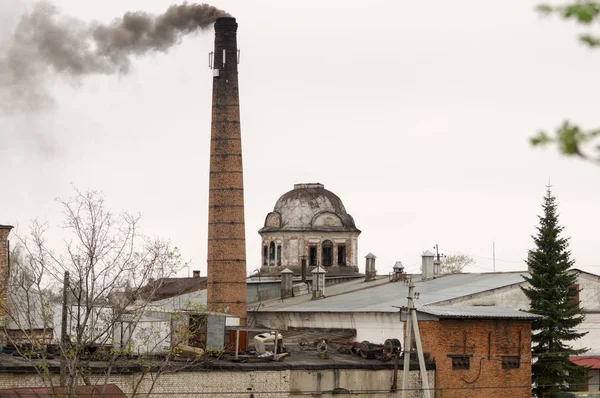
[400,282,414,398]
[493,241,496,272]
[60,271,69,387]
[401,280,432,398]
[433,244,445,274]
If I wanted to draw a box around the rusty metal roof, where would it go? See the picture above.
[570,356,600,369]
[145,277,207,301]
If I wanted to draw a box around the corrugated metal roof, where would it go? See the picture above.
[253,271,531,313]
[416,305,542,320]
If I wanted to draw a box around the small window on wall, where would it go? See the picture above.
[450,355,470,370]
[269,242,275,266]
[277,245,282,266]
[337,244,346,266]
[309,246,317,266]
[502,356,520,369]
[322,240,333,266]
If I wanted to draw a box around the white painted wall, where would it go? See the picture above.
[576,313,600,355]
[250,311,403,344]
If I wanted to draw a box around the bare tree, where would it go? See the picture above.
[2,188,209,397]
[439,254,475,274]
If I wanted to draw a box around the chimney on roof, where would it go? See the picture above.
[422,250,435,280]
[527,250,534,273]
[392,261,404,282]
[0,225,13,325]
[206,17,247,324]
[311,266,326,299]
[364,253,376,282]
[280,268,293,299]
[193,270,201,278]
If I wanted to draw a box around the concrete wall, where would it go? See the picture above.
[0,368,432,398]
[289,368,435,397]
[250,311,403,344]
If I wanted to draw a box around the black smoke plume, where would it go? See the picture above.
[0,2,230,112]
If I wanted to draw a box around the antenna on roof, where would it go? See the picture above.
[433,244,445,274]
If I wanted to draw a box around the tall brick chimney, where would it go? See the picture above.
[206,17,247,324]
[0,225,13,322]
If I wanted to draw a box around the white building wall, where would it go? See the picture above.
[575,313,600,355]
[250,311,403,344]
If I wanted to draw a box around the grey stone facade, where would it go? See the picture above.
[259,183,361,276]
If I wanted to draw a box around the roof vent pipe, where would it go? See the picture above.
[311,266,326,299]
[280,268,293,299]
[393,261,404,282]
[422,250,435,280]
[364,253,376,282]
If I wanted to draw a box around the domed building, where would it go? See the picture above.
[259,183,361,276]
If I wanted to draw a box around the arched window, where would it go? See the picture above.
[322,240,333,266]
[269,241,275,266]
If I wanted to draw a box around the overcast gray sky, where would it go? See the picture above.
[1,0,599,278]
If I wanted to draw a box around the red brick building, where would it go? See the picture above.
[409,306,540,398]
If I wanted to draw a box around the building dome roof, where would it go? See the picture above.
[260,183,360,233]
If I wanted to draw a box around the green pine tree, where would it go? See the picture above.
[522,186,588,397]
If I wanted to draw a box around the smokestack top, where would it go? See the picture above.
[215,17,237,30]
[216,16,237,23]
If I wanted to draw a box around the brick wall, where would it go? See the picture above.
[417,318,532,398]
[0,368,432,397]
[0,371,289,398]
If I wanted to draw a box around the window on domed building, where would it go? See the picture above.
[309,245,317,266]
[322,240,333,266]
[269,242,275,266]
[337,244,346,266]
[277,244,282,266]
[263,246,268,266]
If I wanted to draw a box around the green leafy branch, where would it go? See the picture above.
[531,120,600,166]
[532,3,600,166]
[537,2,600,47]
